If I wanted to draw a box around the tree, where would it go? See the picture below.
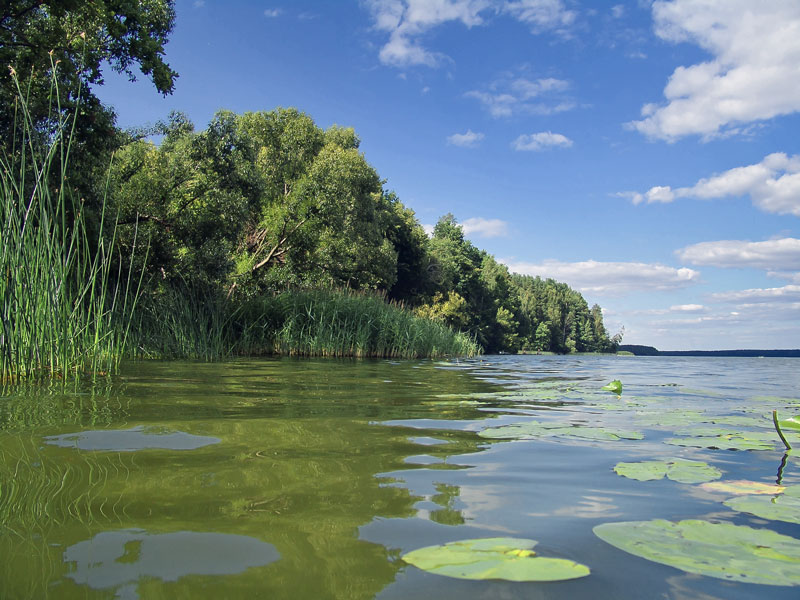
[1,1,178,207]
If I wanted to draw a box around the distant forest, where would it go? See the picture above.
[619,345,800,358]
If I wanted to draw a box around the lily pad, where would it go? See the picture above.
[602,380,623,394]
[700,480,786,496]
[665,429,777,451]
[613,459,722,484]
[401,537,590,582]
[478,420,643,442]
[778,414,800,432]
[724,494,800,524]
[593,519,800,586]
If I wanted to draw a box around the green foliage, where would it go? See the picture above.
[0,1,178,212]
[602,380,623,394]
[593,519,800,586]
[402,537,590,582]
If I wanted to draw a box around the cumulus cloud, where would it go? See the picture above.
[512,131,573,151]
[630,0,800,140]
[365,0,576,67]
[676,238,800,272]
[501,259,700,295]
[447,129,485,147]
[621,153,800,216]
[466,75,572,117]
[461,217,509,238]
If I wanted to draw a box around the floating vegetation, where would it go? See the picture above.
[401,537,590,582]
[478,420,643,442]
[724,485,800,524]
[613,459,722,484]
[700,480,786,496]
[665,428,778,451]
[602,380,623,394]
[593,519,800,586]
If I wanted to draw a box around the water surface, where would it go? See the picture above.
[1,355,799,599]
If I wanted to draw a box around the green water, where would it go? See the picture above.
[1,356,799,599]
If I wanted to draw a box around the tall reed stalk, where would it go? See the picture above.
[0,62,142,381]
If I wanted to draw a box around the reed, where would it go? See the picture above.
[0,63,142,381]
[131,279,236,361]
[237,288,480,359]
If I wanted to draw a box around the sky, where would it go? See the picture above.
[94,0,800,350]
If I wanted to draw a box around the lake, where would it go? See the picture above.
[1,355,799,599]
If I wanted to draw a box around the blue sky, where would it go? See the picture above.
[95,0,800,350]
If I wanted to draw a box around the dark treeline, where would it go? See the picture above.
[619,346,800,358]
[1,0,619,373]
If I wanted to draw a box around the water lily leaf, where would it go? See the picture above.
[724,494,800,524]
[665,429,777,451]
[478,420,643,442]
[402,537,590,582]
[700,480,786,496]
[614,459,721,484]
[593,519,800,586]
[778,415,800,431]
[602,380,623,394]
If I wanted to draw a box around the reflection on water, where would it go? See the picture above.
[64,530,279,599]
[0,356,799,599]
[44,426,221,451]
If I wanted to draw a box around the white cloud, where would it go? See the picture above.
[631,0,800,140]
[709,285,800,304]
[503,0,576,33]
[466,75,572,117]
[611,4,625,19]
[769,271,800,284]
[365,0,489,67]
[193,0,205,7]
[365,1,576,67]
[632,304,707,315]
[422,223,435,237]
[512,131,572,151]
[501,259,700,295]
[622,153,800,216]
[447,129,485,147]
[670,303,705,312]
[461,217,509,238]
[264,8,282,18]
[677,237,800,272]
